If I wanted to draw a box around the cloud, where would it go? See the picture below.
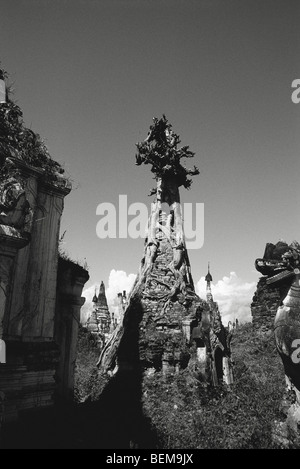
[80,270,136,324]
[80,284,98,324]
[105,269,137,307]
[195,271,256,325]
[81,270,256,326]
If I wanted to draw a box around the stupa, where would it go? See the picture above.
[98,116,232,385]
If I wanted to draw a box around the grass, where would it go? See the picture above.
[141,323,286,448]
[74,323,287,449]
[74,326,101,403]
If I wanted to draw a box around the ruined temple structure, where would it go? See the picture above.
[86,281,118,349]
[85,286,128,353]
[227,319,239,332]
[0,67,89,438]
[251,241,296,331]
[253,240,300,446]
[87,281,112,334]
[191,263,234,384]
[98,115,233,386]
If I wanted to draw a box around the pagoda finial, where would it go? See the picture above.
[205,262,213,283]
[98,281,108,307]
[205,262,213,302]
[92,288,98,304]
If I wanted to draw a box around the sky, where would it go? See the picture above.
[1,0,300,324]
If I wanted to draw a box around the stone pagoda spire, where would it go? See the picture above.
[98,116,231,383]
[92,288,98,304]
[96,281,111,333]
[98,281,109,308]
[205,262,213,303]
[87,281,111,335]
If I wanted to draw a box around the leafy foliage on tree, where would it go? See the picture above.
[0,64,64,181]
[135,115,199,195]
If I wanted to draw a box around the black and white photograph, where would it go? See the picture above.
[0,0,300,453]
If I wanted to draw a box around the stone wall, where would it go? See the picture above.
[251,241,294,331]
[55,257,89,400]
[251,277,282,332]
[0,156,89,432]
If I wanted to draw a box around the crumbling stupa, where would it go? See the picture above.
[254,241,300,446]
[87,281,112,334]
[98,116,232,385]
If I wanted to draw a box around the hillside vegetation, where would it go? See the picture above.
[74,323,287,449]
[140,323,286,449]
[74,326,100,403]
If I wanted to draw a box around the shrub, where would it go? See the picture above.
[74,325,101,403]
[141,324,286,449]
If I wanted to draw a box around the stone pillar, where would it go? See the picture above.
[56,299,85,399]
[196,346,206,364]
[212,365,218,386]
[3,159,71,340]
[0,156,72,428]
[196,346,207,382]
[182,318,192,342]
[5,162,41,338]
[0,225,30,339]
[22,184,70,339]
[0,224,29,439]
[55,258,89,400]
[222,356,234,385]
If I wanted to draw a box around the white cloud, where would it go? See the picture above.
[80,270,136,324]
[80,284,97,324]
[81,270,256,326]
[195,271,256,325]
[106,269,137,307]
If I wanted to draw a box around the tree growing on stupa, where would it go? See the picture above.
[135,114,199,195]
[98,116,231,387]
